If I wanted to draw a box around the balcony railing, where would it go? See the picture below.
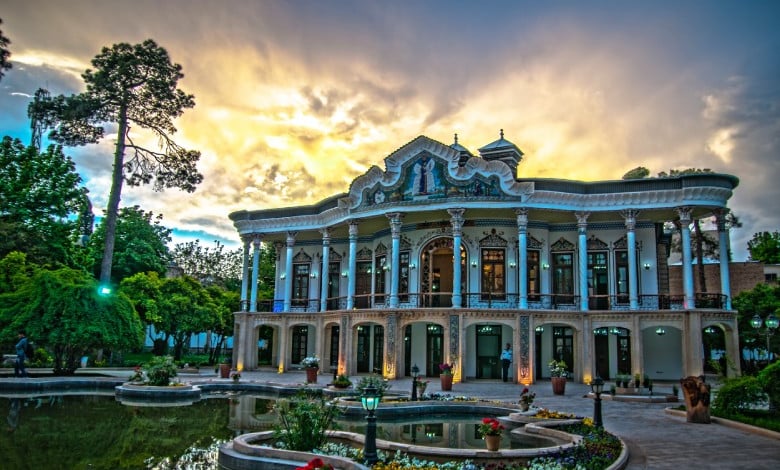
[240,292,728,313]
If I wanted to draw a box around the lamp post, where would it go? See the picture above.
[590,376,604,428]
[750,313,779,358]
[361,384,381,465]
[411,364,420,401]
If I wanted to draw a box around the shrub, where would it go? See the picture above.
[712,375,766,414]
[757,360,780,411]
[144,355,178,386]
[356,374,390,397]
[332,374,352,387]
[273,389,343,451]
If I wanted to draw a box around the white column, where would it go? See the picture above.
[283,231,296,312]
[677,207,696,309]
[346,221,358,310]
[516,208,529,309]
[715,209,732,310]
[449,208,465,308]
[320,228,331,312]
[387,213,403,308]
[622,210,640,310]
[249,235,262,312]
[576,211,590,311]
[240,235,251,311]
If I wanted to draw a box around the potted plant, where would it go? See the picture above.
[332,374,352,389]
[231,372,241,383]
[439,362,454,391]
[417,379,430,396]
[549,359,568,395]
[219,357,231,379]
[301,355,320,383]
[519,387,535,411]
[478,417,504,451]
[634,373,642,388]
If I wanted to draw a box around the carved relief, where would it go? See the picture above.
[551,237,575,251]
[356,247,373,261]
[587,235,609,251]
[479,229,507,247]
[375,242,388,256]
[528,235,543,250]
[293,249,312,263]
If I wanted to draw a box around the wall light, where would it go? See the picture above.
[409,263,416,269]
[655,327,666,336]
[542,263,550,270]
[535,326,544,333]
[310,272,317,279]
[509,261,517,268]
[643,262,651,270]
[383,263,390,272]
[280,273,286,280]
[471,260,478,268]
[341,271,348,278]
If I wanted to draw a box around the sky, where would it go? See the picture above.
[1,0,779,261]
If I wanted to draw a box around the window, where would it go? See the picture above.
[400,251,410,301]
[527,250,540,300]
[292,263,310,307]
[615,250,629,304]
[375,254,387,304]
[552,252,574,304]
[766,273,778,284]
[481,248,505,300]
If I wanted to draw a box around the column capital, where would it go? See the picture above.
[515,208,529,231]
[386,212,404,237]
[713,208,730,232]
[348,220,359,238]
[252,234,263,249]
[620,209,640,231]
[448,208,465,237]
[320,227,331,244]
[240,234,254,246]
[575,211,590,232]
[676,206,692,225]
[286,231,298,247]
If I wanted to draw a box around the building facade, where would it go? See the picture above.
[229,134,741,385]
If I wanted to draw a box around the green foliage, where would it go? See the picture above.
[733,283,780,357]
[356,374,391,397]
[171,239,242,290]
[712,375,767,414]
[0,18,11,80]
[747,231,780,264]
[757,360,780,410]
[272,389,342,451]
[143,355,178,386]
[332,374,352,387]
[621,166,649,179]
[0,137,89,266]
[85,205,172,283]
[0,260,144,374]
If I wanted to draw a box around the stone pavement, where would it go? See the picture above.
[3,368,780,469]
[230,369,780,470]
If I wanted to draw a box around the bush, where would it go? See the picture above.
[143,355,178,386]
[356,374,390,397]
[712,375,766,414]
[273,389,342,451]
[758,360,780,411]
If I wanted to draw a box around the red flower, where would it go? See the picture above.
[482,417,492,424]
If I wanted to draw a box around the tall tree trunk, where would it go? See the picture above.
[693,219,707,293]
[99,104,128,284]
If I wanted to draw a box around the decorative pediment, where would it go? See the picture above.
[551,237,575,251]
[613,235,628,250]
[356,247,373,261]
[375,242,388,256]
[342,135,534,210]
[328,251,342,262]
[479,229,507,247]
[528,235,543,250]
[400,235,412,251]
[293,249,312,263]
[587,235,609,251]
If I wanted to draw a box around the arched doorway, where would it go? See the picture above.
[419,237,466,307]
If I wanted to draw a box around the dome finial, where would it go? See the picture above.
[500,129,504,139]
[454,133,459,145]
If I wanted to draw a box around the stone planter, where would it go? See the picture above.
[484,434,501,451]
[306,367,319,383]
[551,377,566,395]
[440,374,453,391]
[219,363,231,379]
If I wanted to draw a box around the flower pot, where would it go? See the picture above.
[520,403,530,412]
[306,367,318,383]
[440,374,453,391]
[551,376,566,395]
[219,363,231,379]
[484,434,501,451]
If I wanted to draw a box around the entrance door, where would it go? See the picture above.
[553,326,574,373]
[617,330,631,375]
[588,252,609,310]
[420,237,465,308]
[327,262,340,310]
[404,325,412,376]
[426,324,443,377]
[355,262,371,309]
[476,324,501,379]
[595,333,609,379]
[291,325,308,364]
[329,325,339,370]
[258,325,274,366]
[356,325,370,372]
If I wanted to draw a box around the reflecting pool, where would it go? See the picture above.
[1,393,538,470]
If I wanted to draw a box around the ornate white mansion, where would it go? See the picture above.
[229,133,740,385]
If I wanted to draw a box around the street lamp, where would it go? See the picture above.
[590,376,604,428]
[411,364,420,401]
[361,384,381,465]
[750,313,779,357]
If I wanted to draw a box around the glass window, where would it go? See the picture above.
[292,263,310,307]
[615,250,629,304]
[481,248,505,300]
[527,250,540,300]
[375,254,387,304]
[552,252,574,304]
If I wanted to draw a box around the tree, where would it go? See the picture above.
[0,137,90,266]
[0,18,11,81]
[85,206,172,283]
[732,283,780,372]
[747,231,780,264]
[622,166,650,179]
[171,240,242,291]
[0,255,144,374]
[31,39,203,286]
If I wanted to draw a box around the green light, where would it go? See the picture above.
[98,285,112,295]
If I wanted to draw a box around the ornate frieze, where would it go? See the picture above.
[479,228,507,247]
[587,235,609,251]
[375,242,388,255]
[356,247,373,260]
[551,237,575,251]
[528,235,543,250]
[293,249,312,262]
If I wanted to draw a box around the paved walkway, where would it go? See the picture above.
[3,368,780,469]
